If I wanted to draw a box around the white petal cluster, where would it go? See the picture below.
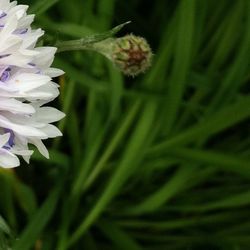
[0,0,65,168]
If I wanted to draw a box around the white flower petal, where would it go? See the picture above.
[33,107,65,123]
[29,138,49,159]
[0,149,20,168]
[40,124,63,138]
[0,98,35,114]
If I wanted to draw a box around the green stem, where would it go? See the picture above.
[82,101,141,192]
[68,101,157,246]
[71,101,141,196]
[55,21,130,53]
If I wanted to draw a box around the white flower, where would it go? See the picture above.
[0,0,65,168]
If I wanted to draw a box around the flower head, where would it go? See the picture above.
[0,0,65,168]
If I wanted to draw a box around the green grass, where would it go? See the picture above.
[0,0,250,249]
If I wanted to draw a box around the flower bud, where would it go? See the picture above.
[93,34,152,76]
[111,35,152,76]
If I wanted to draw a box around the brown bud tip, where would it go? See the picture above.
[112,35,153,76]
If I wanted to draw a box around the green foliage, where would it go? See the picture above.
[1,0,250,249]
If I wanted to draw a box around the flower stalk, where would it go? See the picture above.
[55,21,131,53]
[55,23,153,76]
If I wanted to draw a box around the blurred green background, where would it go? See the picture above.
[1,0,250,249]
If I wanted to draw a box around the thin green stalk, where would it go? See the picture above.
[82,101,140,192]
[160,0,196,135]
[69,101,157,245]
[55,22,130,53]
[149,96,250,154]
